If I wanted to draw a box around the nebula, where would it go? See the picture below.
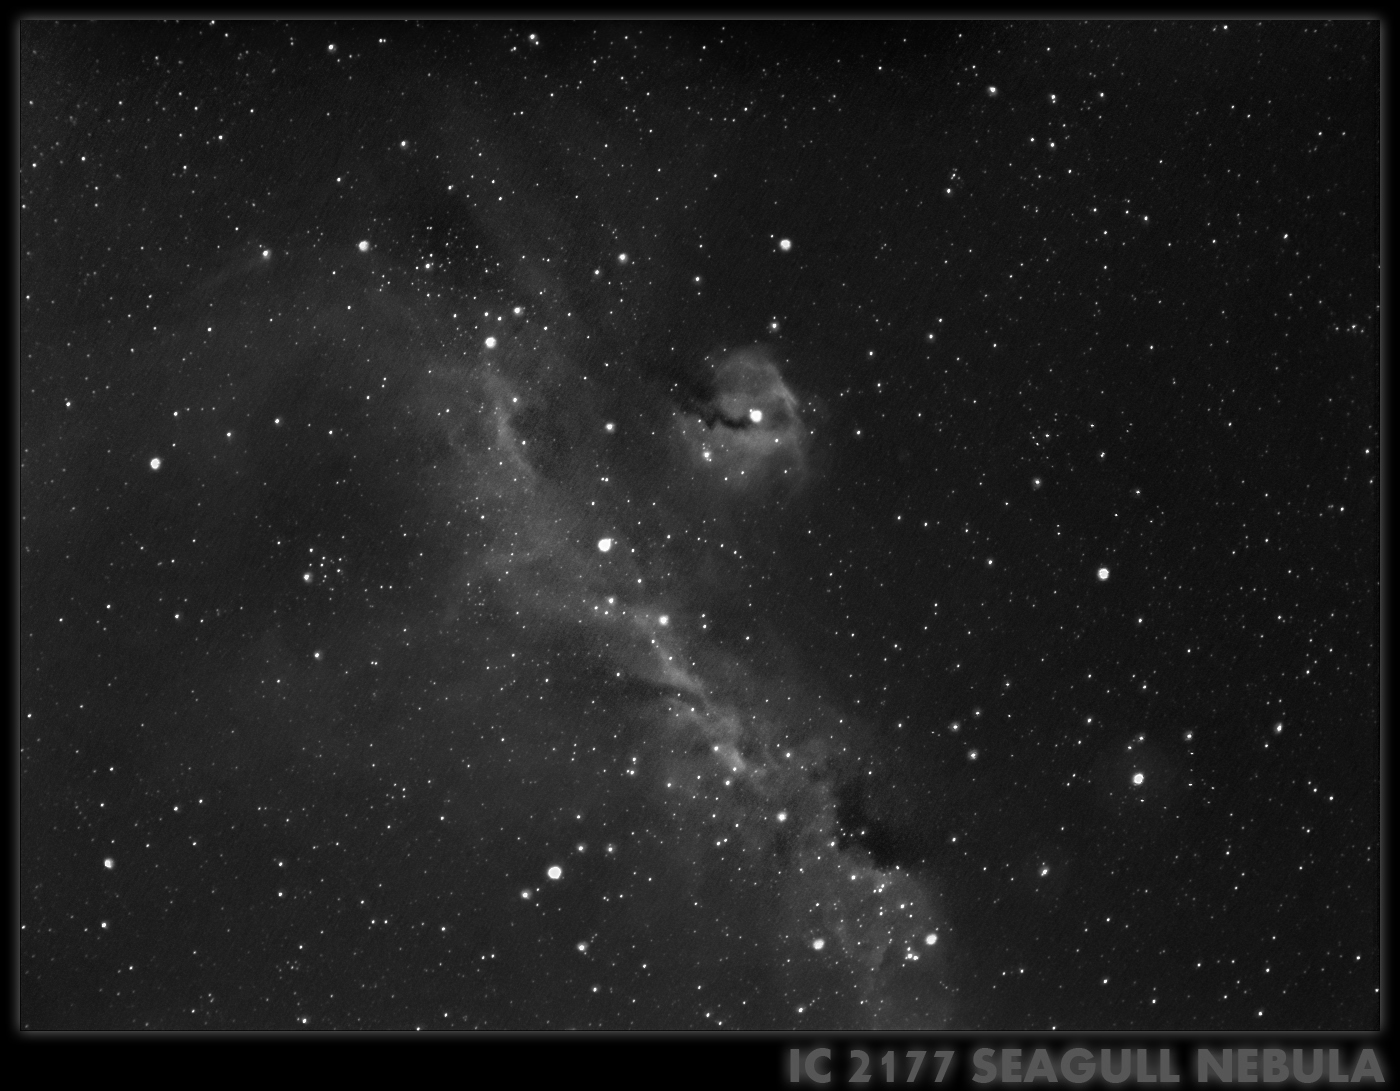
[429,328,951,1027]
[670,347,811,493]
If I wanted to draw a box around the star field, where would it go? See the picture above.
[20,20,1379,1031]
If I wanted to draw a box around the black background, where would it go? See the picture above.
[20,20,1379,1031]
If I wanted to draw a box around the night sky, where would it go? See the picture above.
[20,20,1380,1032]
